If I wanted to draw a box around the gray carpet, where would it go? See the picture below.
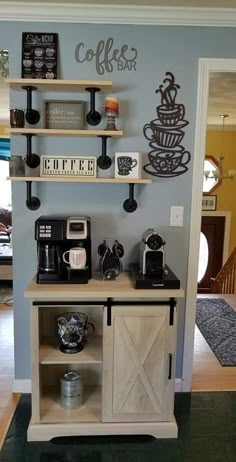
[196,298,236,367]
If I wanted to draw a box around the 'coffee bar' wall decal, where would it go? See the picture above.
[143,72,191,178]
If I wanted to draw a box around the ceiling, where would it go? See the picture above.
[208,72,236,129]
[2,1,236,6]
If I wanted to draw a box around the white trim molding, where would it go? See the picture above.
[182,58,236,392]
[175,378,183,393]
[13,379,31,393]
[1,2,236,25]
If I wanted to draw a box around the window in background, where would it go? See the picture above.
[0,160,11,208]
[203,156,221,193]
[0,138,11,208]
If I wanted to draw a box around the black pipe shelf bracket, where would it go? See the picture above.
[123,183,137,213]
[26,181,40,211]
[21,85,40,125]
[25,133,40,210]
[97,135,112,170]
[85,87,101,126]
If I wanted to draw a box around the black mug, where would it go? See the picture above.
[10,109,25,128]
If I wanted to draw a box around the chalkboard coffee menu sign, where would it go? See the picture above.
[22,32,58,79]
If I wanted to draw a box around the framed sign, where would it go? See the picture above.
[44,100,85,129]
[202,195,217,211]
[115,152,141,179]
[22,32,58,79]
[40,156,97,178]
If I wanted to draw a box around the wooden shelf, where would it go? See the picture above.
[40,386,102,423]
[40,336,103,364]
[5,78,112,93]
[9,128,123,137]
[8,176,152,184]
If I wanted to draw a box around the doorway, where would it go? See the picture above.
[198,215,225,293]
[183,58,236,392]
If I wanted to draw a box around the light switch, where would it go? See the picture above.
[170,206,184,227]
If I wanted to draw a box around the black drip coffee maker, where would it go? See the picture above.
[35,215,91,284]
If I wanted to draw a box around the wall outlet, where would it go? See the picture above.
[170,206,184,227]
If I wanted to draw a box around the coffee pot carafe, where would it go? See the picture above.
[38,243,61,273]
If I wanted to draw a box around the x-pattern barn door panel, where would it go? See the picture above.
[102,305,177,423]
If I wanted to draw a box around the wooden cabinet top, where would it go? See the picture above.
[24,272,184,300]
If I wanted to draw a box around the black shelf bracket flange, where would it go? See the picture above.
[21,85,40,125]
[97,135,112,169]
[123,183,137,213]
[26,181,40,211]
[85,87,101,126]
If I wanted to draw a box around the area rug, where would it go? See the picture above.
[196,298,236,367]
[0,288,13,304]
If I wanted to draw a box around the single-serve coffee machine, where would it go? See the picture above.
[139,228,165,277]
[130,228,180,289]
[35,215,91,284]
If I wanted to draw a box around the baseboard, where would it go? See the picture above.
[13,378,183,394]
[13,379,31,393]
[175,378,183,392]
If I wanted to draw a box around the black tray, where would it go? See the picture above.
[130,263,180,289]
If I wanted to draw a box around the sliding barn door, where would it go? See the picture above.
[102,305,177,423]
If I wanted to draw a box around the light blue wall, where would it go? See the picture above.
[1,22,236,380]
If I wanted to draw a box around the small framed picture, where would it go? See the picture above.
[44,100,85,129]
[202,195,217,211]
[115,152,141,179]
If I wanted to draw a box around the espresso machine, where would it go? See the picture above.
[139,228,166,277]
[35,215,91,284]
[130,228,180,289]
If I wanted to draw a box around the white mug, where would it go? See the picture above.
[63,247,86,269]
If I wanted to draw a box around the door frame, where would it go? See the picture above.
[182,58,236,392]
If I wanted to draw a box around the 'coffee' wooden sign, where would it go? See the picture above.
[40,155,97,177]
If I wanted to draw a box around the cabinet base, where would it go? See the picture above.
[27,417,178,441]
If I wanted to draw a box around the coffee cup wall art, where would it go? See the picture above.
[115,152,141,179]
[143,72,191,178]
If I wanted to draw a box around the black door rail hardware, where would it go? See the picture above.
[21,85,40,125]
[85,87,101,126]
[106,297,112,326]
[97,135,112,170]
[169,298,176,326]
[168,353,173,380]
[123,183,137,213]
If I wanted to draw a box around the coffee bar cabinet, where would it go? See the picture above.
[24,273,184,441]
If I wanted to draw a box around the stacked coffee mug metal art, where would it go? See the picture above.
[143,72,191,177]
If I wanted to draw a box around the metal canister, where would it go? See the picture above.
[60,371,83,409]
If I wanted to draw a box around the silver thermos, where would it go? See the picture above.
[60,371,83,409]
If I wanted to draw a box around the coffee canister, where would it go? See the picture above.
[60,371,83,409]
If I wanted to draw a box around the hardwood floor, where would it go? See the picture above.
[192,294,236,392]
[0,304,20,449]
